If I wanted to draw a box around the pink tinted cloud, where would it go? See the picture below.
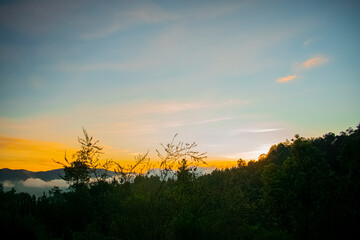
[277,75,296,83]
[303,55,328,68]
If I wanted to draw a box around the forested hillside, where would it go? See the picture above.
[1,125,359,240]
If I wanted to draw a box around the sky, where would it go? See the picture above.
[0,0,359,171]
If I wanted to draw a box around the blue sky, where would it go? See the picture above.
[0,0,359,170]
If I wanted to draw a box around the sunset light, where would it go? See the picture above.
[0,1,359,172]
[1,1,359,239]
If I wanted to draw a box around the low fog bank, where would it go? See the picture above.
[1,166,217,196]
[2,178,69,197]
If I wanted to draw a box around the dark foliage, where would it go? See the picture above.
[1,125,359,239]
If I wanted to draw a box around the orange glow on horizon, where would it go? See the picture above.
[0,135,240,172]
[0,135,77,171]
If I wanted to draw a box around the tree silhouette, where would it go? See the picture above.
[54,128,110,190]
[156,133,207,180]
[113,151,151,183]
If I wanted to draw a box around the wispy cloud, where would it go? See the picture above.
[113,100,242,133]
[292,55,329,72]
[135,99,246,115]
[280,55,329,82]
[247,128,283,133]
[303,39,314,47]
[55,59,159,72]
[194,117,232,125]
[56,8,303,76]
[139,101,210,114]
[0,1,175,38]
[277,75,296,83]
[159,117,233,130]
[302,55,329,68]
[0,98,247,169]
[221,143,274,160]
[241,143,274,157]
[187,2,240,19]
[81,2,242,40]
[229,128,283,136]
[80,4,177,40]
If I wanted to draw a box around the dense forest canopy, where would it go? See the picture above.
[1,125,359,239]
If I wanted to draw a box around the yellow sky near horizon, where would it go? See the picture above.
[0,135,239,172]
[0,135,76,171]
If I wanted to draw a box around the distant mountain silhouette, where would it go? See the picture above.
[0,168,65,182]
[0,168,121,182]
[0,167,213,183]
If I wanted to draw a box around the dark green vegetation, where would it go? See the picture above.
[1,126,360,240]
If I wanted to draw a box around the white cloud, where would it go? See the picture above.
[222,143,274,160]
[2,180,15,188]
[248,128,283,133]
[21,178,68,188]
[229,128,283,136]
[241,143,273,156]
[195,117,232,125]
